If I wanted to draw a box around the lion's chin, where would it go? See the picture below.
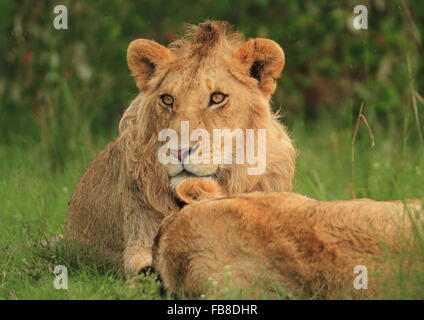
[169,171,215,191]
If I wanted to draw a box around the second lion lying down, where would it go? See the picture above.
[153,178,423,299]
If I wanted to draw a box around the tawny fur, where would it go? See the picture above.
[153,179,423,299]
[64,21,296,275]
[175,178,221,204]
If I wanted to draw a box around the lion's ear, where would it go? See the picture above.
[127,39,173,91]
[175,179,221,204]
[234,38,285,97]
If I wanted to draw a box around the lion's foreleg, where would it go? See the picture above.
[122,207,162,276]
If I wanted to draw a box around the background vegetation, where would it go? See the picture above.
[1,0,423,299]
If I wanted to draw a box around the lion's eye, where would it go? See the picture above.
[209,92,227,105]
[160,94,174,107]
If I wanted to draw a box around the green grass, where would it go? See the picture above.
[1,110,423,300]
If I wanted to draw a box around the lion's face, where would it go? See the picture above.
[150,59,274,187]
[122,21,295,212]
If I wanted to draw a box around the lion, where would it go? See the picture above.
[64,21,296,275]
[153,178,423,299]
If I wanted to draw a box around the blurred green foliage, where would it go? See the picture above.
[0,0,423,170]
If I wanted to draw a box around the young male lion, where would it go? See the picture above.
[64,21,296,275]
[153,179,423,299]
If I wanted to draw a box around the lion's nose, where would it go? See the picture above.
[177,147,191,162]
[171,143,200,163]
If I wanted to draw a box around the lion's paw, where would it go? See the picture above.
[124,250,153,276]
